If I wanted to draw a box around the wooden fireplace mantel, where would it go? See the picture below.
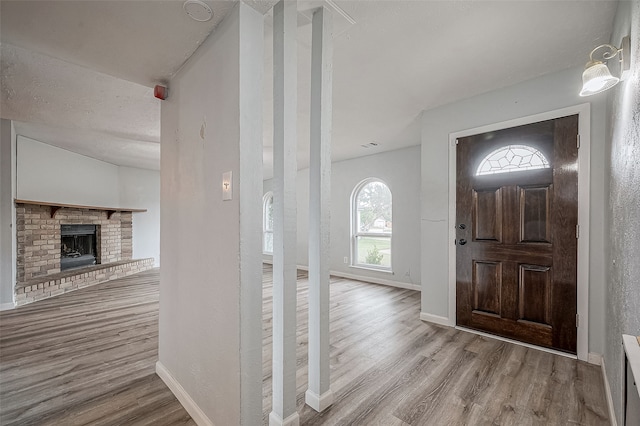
[15,199,147,219]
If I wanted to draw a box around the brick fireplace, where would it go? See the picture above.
[14,201,153,305]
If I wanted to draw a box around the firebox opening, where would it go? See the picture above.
[61,225,97,271]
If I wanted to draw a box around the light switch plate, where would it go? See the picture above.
[222,171,232,201]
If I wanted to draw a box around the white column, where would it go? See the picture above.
[270,1,299,426]
[238,4,266,425]
[306,6,334,413]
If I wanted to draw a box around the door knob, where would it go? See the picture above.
[458,238,467,245]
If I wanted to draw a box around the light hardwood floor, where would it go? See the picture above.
[0,269,195,426]
[1,267,609,425]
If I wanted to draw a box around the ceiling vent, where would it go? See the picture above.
[360,142,379,149]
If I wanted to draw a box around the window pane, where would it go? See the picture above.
[263,192,274,254]
[476,144,550,176]
[264,231,273,253]
[356,182,392,234]
[356,236,391,268]
[265,195,274,231]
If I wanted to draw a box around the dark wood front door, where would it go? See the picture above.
[456,115,579,353]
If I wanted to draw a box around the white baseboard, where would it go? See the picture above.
[268,411,300,426]
[601,357,617,426]
[419,312,454,327]
[305,388,335,412]
[156,361,214,426]
[588,352,603,366]
[262,261,421,292]
[0,302,15,311]
[329,270,421,292]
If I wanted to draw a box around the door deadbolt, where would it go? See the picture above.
[458,224,466,230]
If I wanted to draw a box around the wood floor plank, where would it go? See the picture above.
[1,265,609,425]
[0,269,196,426]
[262,265,609,426]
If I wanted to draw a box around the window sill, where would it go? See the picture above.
[349,265,394,274]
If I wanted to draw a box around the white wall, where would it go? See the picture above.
[17,136,120,206]
[119,167,160,266]
[421,66,607,354]
[0,119,16,309]
[159,3,263,425]
[264,146,422,289]
[604,0,639,421]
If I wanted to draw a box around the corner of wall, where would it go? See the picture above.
[419,312,454,327]
[600,356,618,426]
[0,119,17,308]
[156,362,214,426]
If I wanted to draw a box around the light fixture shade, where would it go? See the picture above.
[579,61,620,96]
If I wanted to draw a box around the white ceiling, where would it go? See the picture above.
[1,1,618,176]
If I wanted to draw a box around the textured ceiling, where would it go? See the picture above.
[1,43,161,169]
[0,0,618,174]
[0,0,240,87]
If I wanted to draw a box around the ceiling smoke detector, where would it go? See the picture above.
[183,0,213,22]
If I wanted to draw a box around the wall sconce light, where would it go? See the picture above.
[580,36,631,96]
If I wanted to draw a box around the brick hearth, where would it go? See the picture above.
[15,258,154,305]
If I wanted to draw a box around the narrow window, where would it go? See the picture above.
[351,179,392,270]
[263,192,274,254]
[476,144,550,176]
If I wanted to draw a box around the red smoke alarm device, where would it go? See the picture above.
[154,85,168,100]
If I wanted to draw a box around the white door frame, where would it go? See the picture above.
[447,103,590,361]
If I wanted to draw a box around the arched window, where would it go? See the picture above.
[351,179,392,270]
[476,144,550,176]
[263,192,274,254]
